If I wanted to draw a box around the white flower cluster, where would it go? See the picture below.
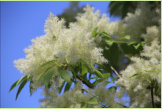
[115,2,161,107]
[14,6,112,77]
[116,38,161,107]
[122,2,160,41]
[142,26,160,43]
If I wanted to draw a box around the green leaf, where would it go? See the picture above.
[29,79,34,96]
[102,73,110,79]
[81,60,88,76]
[127,41,146,51]
[92,27,98,37]
[94,69,104,78]
[121,43,138,55]
[97,32,111,41]
[87,97,98,104]
[9,75,30,92]
[59,68,71,82]
[134,43,141,49]
[16,78,28,100]
[112,76,118,82]
[128,41,138,45]
[105,40,114,46]
[103,43,121,66]
[120,35,130,40]
[36,66,53,81]
[92,73,110,79]
[43,71,54,87]
[102,32,111,39]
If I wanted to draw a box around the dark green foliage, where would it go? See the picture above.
[108,2,137,18]
[108,1,161,19]
[104,43,121,67]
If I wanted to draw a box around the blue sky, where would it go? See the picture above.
[0,1,120,108]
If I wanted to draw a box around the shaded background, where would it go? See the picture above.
[0,1,121,108]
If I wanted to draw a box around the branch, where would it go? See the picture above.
[110,65,122,78]
[76,74,95,88]
[151,86,155,108]
[108,64,126,88]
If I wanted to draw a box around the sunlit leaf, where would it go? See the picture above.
[120,35,130,40]
[105,40,114,46]
[9,75,30,92]
[94,69,104,78]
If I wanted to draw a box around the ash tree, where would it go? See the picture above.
[10,1,161,108]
